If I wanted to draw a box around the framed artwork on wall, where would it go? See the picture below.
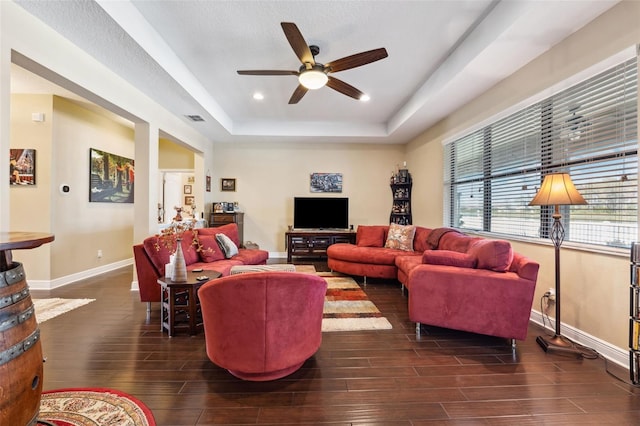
[206,175,211,192]
[9,149,36,185]
[89,148,134,203]
[184,196,195,206]
[221,178,236,192]
[310,173,342,193]
[184,184,192,194]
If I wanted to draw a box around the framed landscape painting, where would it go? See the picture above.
[89,148,134,203]
[310,173,342,193]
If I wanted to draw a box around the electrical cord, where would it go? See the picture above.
[538,293,599,360]
[537,294,639,385]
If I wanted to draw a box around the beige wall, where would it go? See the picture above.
[159,137,194,170]
[404,1,640,352]
[10,95,136,281]
[211,142,405,253]
[10,94,53,280]
[50,97,135,279]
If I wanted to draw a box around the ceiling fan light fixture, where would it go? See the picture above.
[298,67,328,90]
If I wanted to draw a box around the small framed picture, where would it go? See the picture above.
[10,148,36,185]
[184,196,195,206]
[184,184,192,194]
[221,178,236,192]
[206,175,211,192]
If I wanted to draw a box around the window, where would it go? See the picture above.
[444,57,638,248]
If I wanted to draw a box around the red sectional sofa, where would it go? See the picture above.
[133,223,269,312]
[327,225,539,342]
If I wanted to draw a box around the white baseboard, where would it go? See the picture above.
[530,309,628,369]
[28,259,133,290]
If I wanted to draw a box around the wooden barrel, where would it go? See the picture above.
[0,262,43,426]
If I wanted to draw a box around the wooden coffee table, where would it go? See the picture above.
[157,270,221,337]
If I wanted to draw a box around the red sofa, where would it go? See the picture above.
[133,223,269,312]
[327,225,539,342]
[199,271,327,381]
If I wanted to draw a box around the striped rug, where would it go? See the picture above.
[293,266,393,332]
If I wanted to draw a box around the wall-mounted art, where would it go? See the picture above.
[9,149,36,185]
[221,178,236,192]
[310,173,342,193]
[89,148,134,203]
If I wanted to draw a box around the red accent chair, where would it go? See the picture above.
[198,271,327,381]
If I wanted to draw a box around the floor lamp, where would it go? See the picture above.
[529,173,587,356]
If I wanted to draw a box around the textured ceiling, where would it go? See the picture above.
[12,0,619,145]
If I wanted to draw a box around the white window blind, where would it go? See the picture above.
[444,57,638,248]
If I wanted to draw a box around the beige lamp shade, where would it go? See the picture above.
[529,173,587,206]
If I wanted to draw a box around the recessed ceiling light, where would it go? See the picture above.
[360,94,370,102]
[253,92,264,100]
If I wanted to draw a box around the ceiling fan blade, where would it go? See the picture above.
[281,22,314,65]
[326,76,365,100]
[325,48,388,73]
[237,70,298,76]
[288,84,308,104]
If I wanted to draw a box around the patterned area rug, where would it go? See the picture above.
[33,298,95,323]
[294,265,393,332]
[320,273,393,332]
[38,388,156,426]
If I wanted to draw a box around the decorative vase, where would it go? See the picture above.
[171,239,187,282]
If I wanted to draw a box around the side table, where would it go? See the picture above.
[157,271,221,337]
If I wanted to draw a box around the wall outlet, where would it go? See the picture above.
[546,287,555,301]
[97,249,103,259]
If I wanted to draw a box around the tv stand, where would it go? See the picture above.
[285,229,355,263]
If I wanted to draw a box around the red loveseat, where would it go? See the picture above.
[133,223,269,312]
[199,271,327,381]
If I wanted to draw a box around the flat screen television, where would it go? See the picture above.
[293,197,349,230]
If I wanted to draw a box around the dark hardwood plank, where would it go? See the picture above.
[27,262,640,425]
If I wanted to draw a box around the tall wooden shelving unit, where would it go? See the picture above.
[390,168,412,225]
[630,243,640,384]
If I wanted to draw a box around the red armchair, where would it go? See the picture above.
[198,271,327,381]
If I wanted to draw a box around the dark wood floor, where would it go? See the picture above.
[30,260,640,425]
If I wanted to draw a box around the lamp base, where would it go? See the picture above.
[536,335,582,358]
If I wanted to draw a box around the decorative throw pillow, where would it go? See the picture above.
[215,233,239,258]
[199,223,241,247]
[356,225,386,247]
[467,239,513,272]
[384,223,416,251]
[197,235,226,262]
[422,250,476,269]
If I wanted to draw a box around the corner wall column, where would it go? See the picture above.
[0,17,10,231]
[133,122,159,245]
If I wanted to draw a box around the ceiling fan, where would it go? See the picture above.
[237,22,388,104]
